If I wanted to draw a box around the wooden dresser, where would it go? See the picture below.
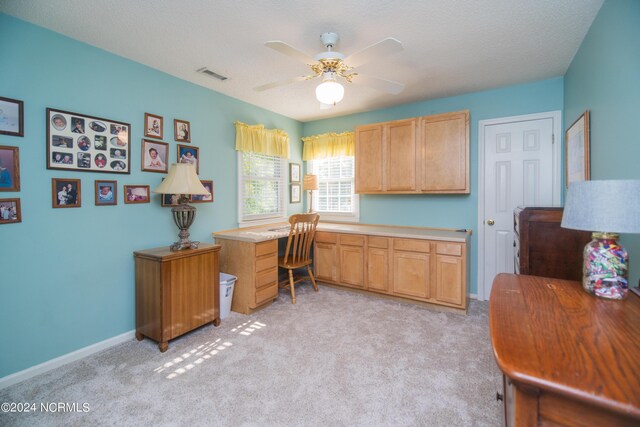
[490,273,640,426]
[514,206,591,281]
[134,243,221,352]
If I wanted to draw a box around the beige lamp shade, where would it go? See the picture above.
[153,163,210,195]
[303,174,319,191]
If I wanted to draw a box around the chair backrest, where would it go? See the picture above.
[282,213,320,266]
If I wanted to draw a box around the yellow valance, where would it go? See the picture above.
[234,121,290,158]
[302,131,355,161]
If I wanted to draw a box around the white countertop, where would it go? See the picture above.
[213,221,470,243]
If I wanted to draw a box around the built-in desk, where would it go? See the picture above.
[213,222,470,314]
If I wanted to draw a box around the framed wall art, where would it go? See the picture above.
[177,144,199,174]
[0,96,24,137]
[141,139,168,173]
[191,180,213,203]
[0,198,21,223]
[52,178,81,208]
[124,185,150,204]
[289,163,301,183]
[174,119,191,142]
[46,108,131,174]
[565,110,590,187]
[144,113,163,139]
[290,183,301,203]
[0,145,20,191]
[95,180,117,206]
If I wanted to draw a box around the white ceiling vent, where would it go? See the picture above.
[197,67,228,81]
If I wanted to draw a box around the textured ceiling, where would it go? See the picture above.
[0,0,603,122]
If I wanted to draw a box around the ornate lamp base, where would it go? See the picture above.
[170,202,199,251]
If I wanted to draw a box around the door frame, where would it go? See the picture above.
[477,111,562,300]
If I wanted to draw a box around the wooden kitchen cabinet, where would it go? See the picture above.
[386,119,418,191]
[367,237,390,292]
[355,124,384,192]
[392,249,431,299]
[134,244,221,352]
[338,234,366,288]
[314,231,339,282]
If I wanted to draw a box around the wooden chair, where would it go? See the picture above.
[278,213,320,304]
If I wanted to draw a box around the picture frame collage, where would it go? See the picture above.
[289,162,301,203]
[1,96,23,224]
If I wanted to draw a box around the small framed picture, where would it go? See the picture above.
[177,144,199,174]
[0,145,20,192]
[174,119,191,142]
[565,111,590,187]
[190,180,213,203]
[0,198,21,223]
[290,183,301,203]
[162,193,182,207]
[289,163,301,183]
[141,139,168,173]
[52,178,81,208]
[124,185,150,204]
[0,96,24,137]
[144,113,163,139]
[95,180,117,206]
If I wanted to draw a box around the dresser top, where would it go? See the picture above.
[134,243,221,261]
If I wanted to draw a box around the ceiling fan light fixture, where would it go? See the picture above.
[315,72,344,105]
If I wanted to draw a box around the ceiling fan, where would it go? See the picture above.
[254,32,405,109]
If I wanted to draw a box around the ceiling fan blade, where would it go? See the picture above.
[344,38,403,69]
[351,74,405,94]
[254,75,310,92]
[265,41,315,65]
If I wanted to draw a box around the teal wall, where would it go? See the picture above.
[0,14,303,378]
[303,78,565,297]
[564,0,640,290]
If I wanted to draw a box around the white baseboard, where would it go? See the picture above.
[0,330,135,390]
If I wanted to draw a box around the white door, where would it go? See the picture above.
[479,112,561,300]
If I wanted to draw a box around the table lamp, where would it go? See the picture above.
[303,174,318,213]
[561,180,640,299]
[153,163,211,251]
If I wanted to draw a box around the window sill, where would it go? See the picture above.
[238,216,288,228]
[315,213,360,223]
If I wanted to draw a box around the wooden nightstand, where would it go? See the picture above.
[134,243,221,352]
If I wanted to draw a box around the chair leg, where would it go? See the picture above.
[288,269,296,304]
[307,265,318,292]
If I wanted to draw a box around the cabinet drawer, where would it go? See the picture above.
[254,283,278,306]
[340,234,365,247]
[256,240,277,257]
[255,254,277,273]
[368,236,389,248]
[316,231,338,243]
[436,243,462,256]
[393,238,430,253]
[255,268,277,289]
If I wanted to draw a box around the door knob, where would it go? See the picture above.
[487,219,495,226]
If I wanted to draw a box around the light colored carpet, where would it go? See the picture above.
[0,284,503,426]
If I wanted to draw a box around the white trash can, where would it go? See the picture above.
[219,273,237,320]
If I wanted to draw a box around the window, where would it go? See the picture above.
[238,151,286,225]
[309,155,359,221]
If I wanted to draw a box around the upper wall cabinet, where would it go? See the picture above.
[355,110,469,194]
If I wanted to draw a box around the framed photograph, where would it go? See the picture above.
[565,110,590,187]
[161,193,182,207]
[0,198,21,223]
[174,119,191,142]
[144,113,163,139]
[190,180,213,203]
[46,108,131,174]
[52,178,81,208]
[0,145,20,192]
[141,139,168,173]
[95,180,117,206]
[124,185,150,204]
[289,163,301,183]
[0,96,24,137]
[177,144,199,174]
[290,183,301,203]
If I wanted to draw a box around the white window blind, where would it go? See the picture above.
[310,156,359,220]
[239,151,286,223]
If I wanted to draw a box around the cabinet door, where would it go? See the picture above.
[367,247,389,292]
[421,111,469,193]
[355,124,384,193]
[392,251,430,299]
[386,119,418,191]
[315,242,338,282]
[435,255,463,306]
[339,245,365,288]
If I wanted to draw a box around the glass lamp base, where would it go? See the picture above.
[583,232,629,300]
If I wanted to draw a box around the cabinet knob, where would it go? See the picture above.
[487,219,495,226]
[496,392,504,401]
